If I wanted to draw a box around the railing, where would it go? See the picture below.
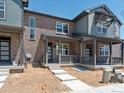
[61,55,80,64]
[97,56,110,65]
[112,57,123,65]
[81,57,94,65]
[53,55,59,63]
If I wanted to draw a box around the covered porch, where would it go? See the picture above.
[41,34,80,66]
[80,37,124,69]
[0,26,24,67]
[41,33,124,69]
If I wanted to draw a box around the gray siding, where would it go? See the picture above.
[88,13,120,39]
[75,15,88,34]
[0,0,23,28]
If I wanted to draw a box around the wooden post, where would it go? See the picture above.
[121,43,124,65]
[80,41,83,64]
[58,40,61,64]
[19,31,24,66]
[45,37,48,65]
[109,42,112,65]
[93,39,97,66]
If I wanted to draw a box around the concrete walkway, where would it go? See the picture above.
[50,67,92,91]
[0,69,9,89]
[50,67,124,93]
[68,83,124,93]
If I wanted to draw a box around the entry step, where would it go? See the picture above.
[55,74,77,81]
[0,69,9,72]
[51,69,68,75]
[48,65,61,70]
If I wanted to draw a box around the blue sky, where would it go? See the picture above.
[27,0,124,39]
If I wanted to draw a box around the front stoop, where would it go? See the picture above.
[51,69,68,75]
[0,69,9,89]
[55,74,77,81]
[0,66,24,73]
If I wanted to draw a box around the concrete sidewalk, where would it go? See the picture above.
[49,67,92,91]
[68,84,124,93]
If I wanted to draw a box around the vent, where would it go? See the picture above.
[22,0,29,7]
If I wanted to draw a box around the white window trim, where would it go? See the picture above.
[56,21,69,35]
[99,45,110,56]
[56,43,69,56]
[28,16,36,40]
[0,1,6,20]
[96,21,107,34]
[61,44,69,56]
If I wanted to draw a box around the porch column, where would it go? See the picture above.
[80,41,83,64]
[45,37,48,65]
[58,40,61,64]
[20,31,24,65]
[121,43,124,64]
[93,39,97,66]
[109,42,112,65]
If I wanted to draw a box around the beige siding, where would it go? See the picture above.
[75,15,88,34]
[112,44,121,57]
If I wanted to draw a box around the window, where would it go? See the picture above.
[56,22,69,35]
[96,21,107,34]
[29,16,36,40]
[0,1,5,19]
[99,44,109,56]
[56,43,69,56]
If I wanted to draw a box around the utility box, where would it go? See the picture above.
[102,67,112,83]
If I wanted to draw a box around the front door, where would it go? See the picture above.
[0,37,11,65]
[48,43,52,62]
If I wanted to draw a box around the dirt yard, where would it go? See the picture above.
[0,64,69,93]
[63,67,113,87]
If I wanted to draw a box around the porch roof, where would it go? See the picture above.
[41,33,79,40]
[73,33,121,44]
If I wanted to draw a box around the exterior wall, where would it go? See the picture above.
[0,32,20,62]
[24,11,77,66]
[0,0,23,28]
[23,27,43,63]
[75,15,88,34]
[24,26,80,66]
[24,11,75,36]
[23,7,122,66]
[112,44,121,57]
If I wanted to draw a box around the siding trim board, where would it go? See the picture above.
[0,24,23,32]
[41,34,79,40]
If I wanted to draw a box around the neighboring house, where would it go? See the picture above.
[0,0,28,66]
[24,4,124,69]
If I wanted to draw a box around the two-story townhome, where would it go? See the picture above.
[24,4,124,69]
[0,0,28,66]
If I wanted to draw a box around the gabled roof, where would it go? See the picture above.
[25,4,122,25]
[73,4,122,25]
[24,9,72,22]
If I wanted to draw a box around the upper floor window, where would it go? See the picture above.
[56,22,69,35]
[96,21,107,34]
[99,44,109,56]
[29,16,36,40]
[56,43,69,56]
[0,1,5,19]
